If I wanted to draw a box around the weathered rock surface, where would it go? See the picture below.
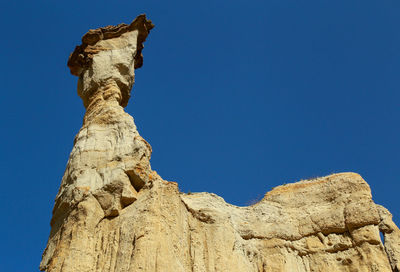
[41,15,400,272]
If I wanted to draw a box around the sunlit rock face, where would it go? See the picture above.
[40,15,155,271]
[40,15,400,272]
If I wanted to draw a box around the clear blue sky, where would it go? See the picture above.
[1,1,399,271]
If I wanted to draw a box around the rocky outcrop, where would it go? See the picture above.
[41,15,400,272]
[40,14,155,271]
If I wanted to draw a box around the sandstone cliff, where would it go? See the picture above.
[41,15,400,272]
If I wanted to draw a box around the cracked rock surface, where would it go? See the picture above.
[41,15,400,272]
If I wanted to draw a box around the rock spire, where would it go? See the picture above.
[41,15,400,272]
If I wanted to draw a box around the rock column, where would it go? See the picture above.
[41,15,400,272]
[40,15,155,271]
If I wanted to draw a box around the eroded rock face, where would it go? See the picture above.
[40,15,155,271]
[41,15,400,272]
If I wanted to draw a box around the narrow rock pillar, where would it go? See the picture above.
[40,15,154,272]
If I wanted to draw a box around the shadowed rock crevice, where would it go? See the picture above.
[125,168,147,192]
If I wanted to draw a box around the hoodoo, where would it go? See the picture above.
[41,15,400,272]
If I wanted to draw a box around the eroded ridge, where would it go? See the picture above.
[41,15,400,272]
[43,170,400,271]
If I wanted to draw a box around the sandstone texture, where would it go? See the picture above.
[41,15,400,272]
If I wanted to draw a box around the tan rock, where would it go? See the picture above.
[378,205,400,271]
[41,15,400,272]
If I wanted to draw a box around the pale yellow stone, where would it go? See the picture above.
[41,15,400,272]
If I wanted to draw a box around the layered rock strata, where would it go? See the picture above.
[41,15,400,272]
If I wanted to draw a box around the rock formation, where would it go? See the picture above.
[41,15,400,272]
